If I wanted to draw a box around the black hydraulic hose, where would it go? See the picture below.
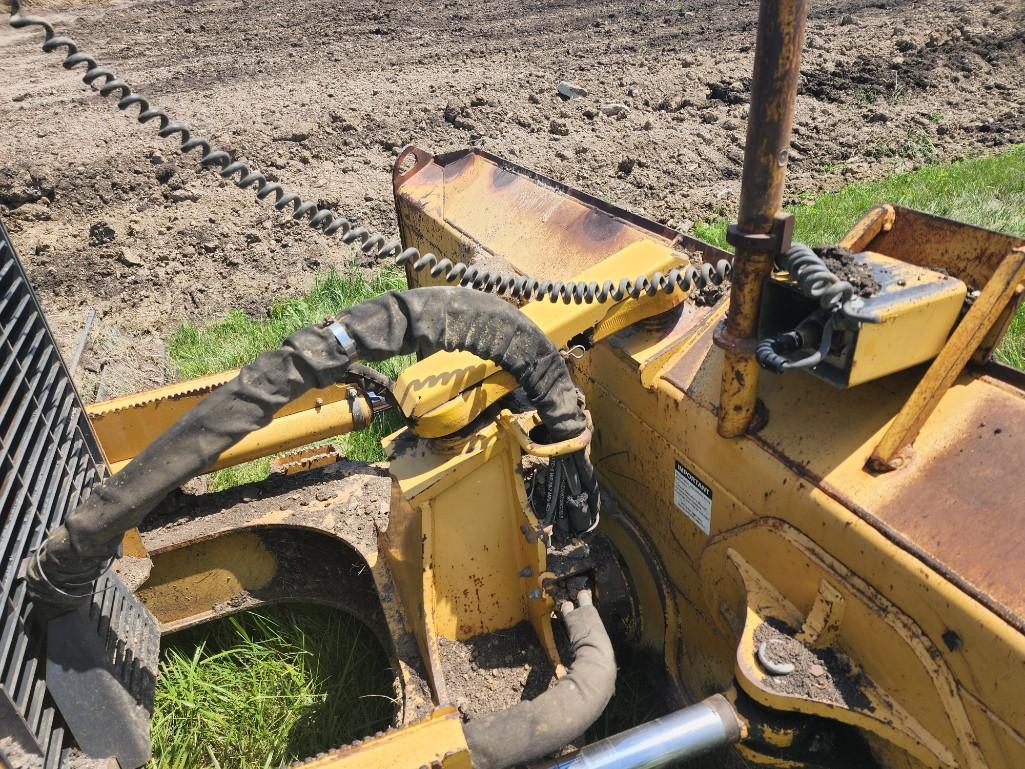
[756,331,803,374]
[755,312,833,374]
[25,320,354,612]
[337,287,600,536]
[25,287,595,611]
[464,602,617,769]
[334,286,587,440]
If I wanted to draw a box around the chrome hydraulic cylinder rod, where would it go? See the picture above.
[533,695,742,769]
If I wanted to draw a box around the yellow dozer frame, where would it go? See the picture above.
[5,0,1025,767]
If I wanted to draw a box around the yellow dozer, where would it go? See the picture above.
[3,0,1024,768]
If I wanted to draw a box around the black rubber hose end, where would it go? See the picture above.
[756,330,804,373]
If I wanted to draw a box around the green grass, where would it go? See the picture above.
[151,605,396,769]
[153,269,407,768]
[167,267,412,490]
[694,144,1025,368]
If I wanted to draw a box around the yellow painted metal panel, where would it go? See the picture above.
[88,372,361,473]
[136,531,276,626]
[298,706,471,769]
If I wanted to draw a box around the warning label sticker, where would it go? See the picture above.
[673,461,713,535]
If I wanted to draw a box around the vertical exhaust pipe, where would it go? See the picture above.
[715,0,809,437]
[532,695,743,769]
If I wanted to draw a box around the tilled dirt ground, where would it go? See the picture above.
[438,622,557,721]
[1,0,1022,398]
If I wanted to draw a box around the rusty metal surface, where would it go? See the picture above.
[862,205,1025,365]
[870,206,1025,290]
[870,247,1025,469]
[396,147,730,287]
[871,389,1025,627]
[716,0,809,437]
[744,370,1025,635]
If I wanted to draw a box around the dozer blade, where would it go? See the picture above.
[392,145,728,288]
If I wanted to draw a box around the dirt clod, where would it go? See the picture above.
[88,221,116,246]
[816,246,882,298]
[549,118,570,136]
[438,622,556,721]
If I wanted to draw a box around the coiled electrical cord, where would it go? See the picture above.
[755,312,835,373]
[756,243,882,374]
[8,0,730,305]
[777,244,878,323]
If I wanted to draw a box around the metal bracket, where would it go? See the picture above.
[498,410,592,458]
[868,246,1025,472]
[726,212,795,256]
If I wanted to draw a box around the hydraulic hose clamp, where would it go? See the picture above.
[328,321,358,360]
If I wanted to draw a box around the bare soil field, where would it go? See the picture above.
[1,0,1022,398]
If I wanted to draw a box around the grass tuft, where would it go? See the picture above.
[694,145,1025,367]
[168,268,407,379]
[151,605,396,769]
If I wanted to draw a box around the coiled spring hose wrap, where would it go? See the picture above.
[8,0,731,305]
[777,244,877,323]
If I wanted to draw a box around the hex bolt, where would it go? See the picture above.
[517,566,534,578]
[528,588,543,600]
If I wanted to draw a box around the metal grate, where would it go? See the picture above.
[0,218,108,769]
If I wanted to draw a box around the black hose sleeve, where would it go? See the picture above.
[26,286,592,611]
[333,286,587,440]
[464,605,616,769]
[335,287,597,536]
[26,323,355,610]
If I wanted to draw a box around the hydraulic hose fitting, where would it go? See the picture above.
[756,312,830,374]
[756,330,803,373]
